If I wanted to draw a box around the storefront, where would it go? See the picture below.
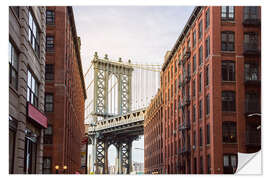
[25,102,47,174]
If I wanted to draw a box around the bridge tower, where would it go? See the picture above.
[89,52,135,174]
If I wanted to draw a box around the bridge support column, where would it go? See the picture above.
[104,140,109,174]
[128,140,133,173]
[116,143,122,174]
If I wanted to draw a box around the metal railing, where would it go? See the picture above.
[243,42,260,55]
[246,130,261,146]
[245,100,260,114]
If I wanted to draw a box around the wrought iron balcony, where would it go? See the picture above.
[182,96,190,107]
[185,75,191,83]
[179,145,191,154]
[243,18,260,27]
[179,122,190,131]
[182,48,191,65]
[243,42,260,55]
[246,130,261,146]
[178,81,182,89]
[245,100,261,115]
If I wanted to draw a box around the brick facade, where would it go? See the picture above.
[43,6,87,174]
[145,6,261,174]
[9,6,47,174]
[144,89,163,174]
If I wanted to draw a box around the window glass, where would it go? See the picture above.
[223,155,229,166]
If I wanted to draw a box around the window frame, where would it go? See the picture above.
[42,157,52,174]
[206,94,210,115]
[221,31,235,51]
[222,91,236,112]
[205,8,210,29]
[193,54,197,73]
[45,64,54,81]
[44,125,53,144]
[45,93,54,112]
[28,9,40,57]
[199,46,203,65]
[205,65,209,86]
[205,36,210,58]
[244,6,259,20]
[46,10,55,25]
[9,41,19,90]
[27,70,39,108]
[198,20,203,40]
[222,121,237,143]
[46,36,54,52]
[222,61,235,81]
[221,6,235,21]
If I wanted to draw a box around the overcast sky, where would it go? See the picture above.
[73,6,194,165]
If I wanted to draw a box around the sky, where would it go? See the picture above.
[73,6,194,166]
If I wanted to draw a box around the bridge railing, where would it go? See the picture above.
[88,108,146,132]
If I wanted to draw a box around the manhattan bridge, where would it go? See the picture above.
[84,52,161,174]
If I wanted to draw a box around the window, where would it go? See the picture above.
[9,116,17,174]
[206,94,210,115]
[244,7,259,20]
[192,80,196,97]
[27,70,38,107]
[221,6,234,20]
[24,133,37,174]
[44,125,53,144]
[46,10,55,25]
[193,54,197,73]
[200,156,203,174]
[45,93,53,112]
[205,65,209,86]
[46,36,54,52]
[198,20,202,39]
[207,155,211,174]
[221,31,235,51]
[222,61,235,81]
[199,73,202,93]
[199,46,203,65]
[28,10,40,56]
[43,157,52,174]
[222,122,237,143]
[245,92,260,113]
[193,30,196,47]
[9,41,18,89]
[193,131,196,149]
[223,154,237,174]
[205,36,210,58]
[206,124,210,144]
[199,128,202,147]
[193,104,196,122]
[205,9,210,29]
[244,32,259,52]
[194,158,197,174]
[45,64,54,80]
[222,91,236,111]
[187,39,191,49]
[187,63,191,77]
[175,61,177,73]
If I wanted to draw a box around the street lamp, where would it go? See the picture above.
[55,165,68,174]
[55,165,59,174]
[63,165,67,174]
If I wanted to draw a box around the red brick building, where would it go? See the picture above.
[145,6,261,174]
[144,89,163,174]
[43,6,87,174]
